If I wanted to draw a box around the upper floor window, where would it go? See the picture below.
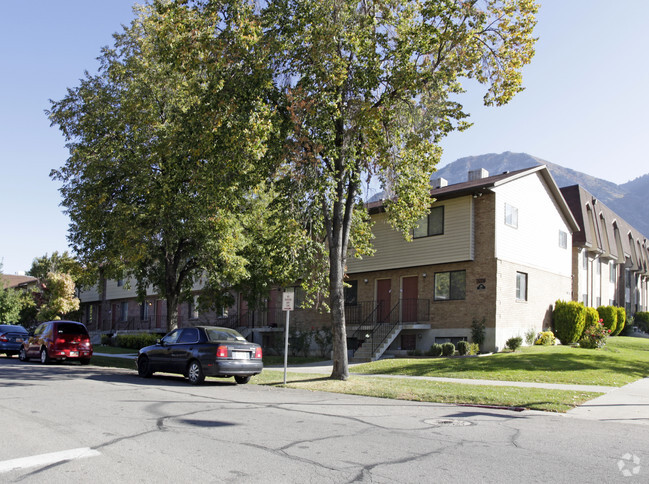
[558,230,568,249]
[434,270,466,301]
[609,262,616,283]
[582,250,588,270]
[516,272,528,301]
[413,206,444,238]
[596,259,601,275]
[504,203,518,228]
[117,279,124,287]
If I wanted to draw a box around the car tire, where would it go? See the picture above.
[187,360,205,385]
[40,348,51,364]
[137,356,153,378]
[18,347,29,362]
[234,375,251,385]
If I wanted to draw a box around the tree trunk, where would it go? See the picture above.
[329,241,349,380]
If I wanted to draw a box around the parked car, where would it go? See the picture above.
[19,321,93,364]
[0,324,29,357]
[137,326,263,385]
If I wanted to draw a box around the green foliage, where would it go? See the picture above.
[428,343,443,357]
[635,312,649,332]
[524,328,536,346]
[552,300,586,344]
[584,306,600,328]
[471,318,486,347]
[469,343,481,356]
[579,322,610,349]
[37,272,80,322]
[114,333,161,350]
[441,342,456,357]
[534,331,556,346]
[289,327,314,357]
[456,340,470,356]
[597,306,618,335]
[0,286,23,323]
[313,328,333,359]
[27,251,93,288]
[613,307,627,336]
[505,337,523,352]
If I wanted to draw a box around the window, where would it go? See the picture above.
[120,301,128,322]
[434,270,466,301]
[504,203,518,228]
[117,278,124,287]
[516,272,528,301]
[582,251,588,270]
[609,262,616,283]
[413,206,444,238]
[558,230,568,249]
[596,259,601,275]
[344,280,358,306]
[177,328,199,344]
[140,302,150,321]
[596,297,601,307]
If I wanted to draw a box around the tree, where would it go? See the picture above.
[27,251,88,286]
[49,0,279,331]
[0,277,23,323]
[265,0,538,379]
[37,272,80,322]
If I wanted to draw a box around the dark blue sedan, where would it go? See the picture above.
[137,326,263,385]
[0,324,29,357]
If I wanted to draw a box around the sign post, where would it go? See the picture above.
[282,291,295,385]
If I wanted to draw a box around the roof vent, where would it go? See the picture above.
[431,177,448,189]
[468,169,489,181]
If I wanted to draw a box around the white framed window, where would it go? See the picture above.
[413,206,444,238]
[558,230,568,249]
[505,203,518,228]
[582,251,588,270]
[516,272,528,301]
[120,301,128,322]
[609,262,616,283]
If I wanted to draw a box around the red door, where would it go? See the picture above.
[402,276,418,322]
[376,279,392,323]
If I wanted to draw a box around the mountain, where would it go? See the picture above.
[372,152,649,237]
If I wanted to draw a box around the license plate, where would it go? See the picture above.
[232,351,249,360]
[69,351,79,357]
[16,338,23,343]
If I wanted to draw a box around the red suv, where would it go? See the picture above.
[19,321,93,364]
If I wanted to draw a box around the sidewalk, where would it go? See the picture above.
[268,361,649,426]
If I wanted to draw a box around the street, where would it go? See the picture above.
[0,358,646,483]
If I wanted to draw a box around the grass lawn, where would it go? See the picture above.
[253,370,602,413]
[350,337,649,387]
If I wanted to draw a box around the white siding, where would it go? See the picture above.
[494,173,573,277]
[347,197,474,274]
[105,278,138,300]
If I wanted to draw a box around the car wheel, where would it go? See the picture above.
[40,348,51,364]
[137,356,153,378]
[18,347,29,362]
[187,360,205,385]
[234,375,251,385]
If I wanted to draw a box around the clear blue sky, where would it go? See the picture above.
[1,1,648,275]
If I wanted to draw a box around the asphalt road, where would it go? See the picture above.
[0,358,646,483]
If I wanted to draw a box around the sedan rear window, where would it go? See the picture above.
[205,328,246,342]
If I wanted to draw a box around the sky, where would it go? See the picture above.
[1,0,648,275]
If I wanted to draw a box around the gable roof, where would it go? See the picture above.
[368,165,579,232]
[1,274,39,289]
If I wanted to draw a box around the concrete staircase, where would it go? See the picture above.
[351,325,402,362]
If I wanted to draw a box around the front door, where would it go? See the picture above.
[401,276,418,322]
[376,279,391,323]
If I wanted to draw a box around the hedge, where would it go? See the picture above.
[553,300,586,344]
[597,306,618,335]
[612,307,626,336]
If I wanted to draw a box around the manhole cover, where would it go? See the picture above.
[424,418,473,427]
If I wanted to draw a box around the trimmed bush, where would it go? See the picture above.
[428,343,443,357]
[553,300,586,344]
[597,305,618,335]
[441,342,455,357]
[115,332,161,350]
[535,331,556,346]
[457,340,470,356]
[506,336,523,352]
[101,334,112,345]
[612,307,626,336]
[584,306,600,330]
[469,343,480,355]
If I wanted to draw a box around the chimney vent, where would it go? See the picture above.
[431,177,448,189]
[468,168,489,181]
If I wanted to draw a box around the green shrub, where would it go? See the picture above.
[579,321,610,349]
[534,331,556,346]
[471,318,485,347]
[101,334,112,346]
[597,305,618,335]
[635,312,649,332]
[553,300,586,344]
[505,336,523,352]
[456,340,470,356]
[584,306,600,330]
[524,328,536,346]
[428,343,443,357]
[469,343,480,355]
[114,332,161,350]
[612,307,626,336]
[441,342,455,357]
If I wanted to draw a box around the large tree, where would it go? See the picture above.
[265,0,538,379]
[49,0,279,331]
